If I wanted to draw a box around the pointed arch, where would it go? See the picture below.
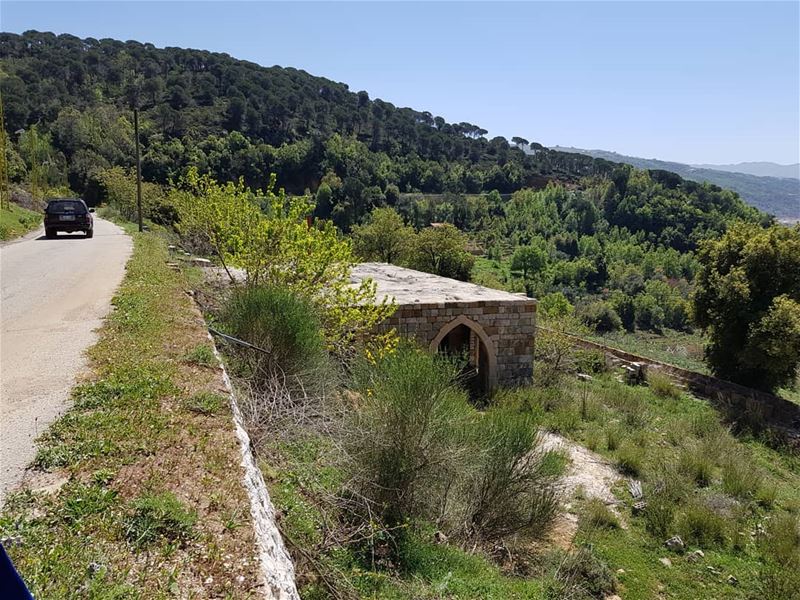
[430,315,498,392]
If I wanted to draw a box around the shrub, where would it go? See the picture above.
[643,496,675,538]
[125,492,196,547]
[721,453,762,499]
[678,446,714,487]
[616,443,645,477]
[346,346,471,529]
[545,547,617,599]
[465,407,558,541]
[605,426,623,452]
[574,349,607,374]
[578,301,622,333]
[580,499,620,531]
[222,285,331,394]
[761,512,800,566]
[677,502,729,549]
[647,370,680,399]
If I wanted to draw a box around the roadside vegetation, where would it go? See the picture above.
[0,202,41,240]
[0,228,260,597]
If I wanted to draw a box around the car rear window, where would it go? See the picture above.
[47,200,86,214]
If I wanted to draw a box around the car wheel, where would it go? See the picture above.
[86,229,94,239]
[45,229,57,239]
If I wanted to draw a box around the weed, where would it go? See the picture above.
[546,546,617,599]
[647,370,680,399]
[678,446,714,487]
[184,391,226,415]
[125,492,197,547]
[643,496,675,538]
[580,499,620,530]
[721,453,763,499]
[61,483,118,524]
[182,344,217,368]
[616,443,645,477]
[677,502,729,549]
[605,425,623,451]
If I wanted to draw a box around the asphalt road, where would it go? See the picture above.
[0,219,132,503]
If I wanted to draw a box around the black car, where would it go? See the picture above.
[44,198,95,238]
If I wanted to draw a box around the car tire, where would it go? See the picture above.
[45,229,57,239]
[86,229,94,239]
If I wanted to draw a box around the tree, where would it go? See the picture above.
[510,244,548,279]
[171,168,397,364]
[352,207,415,264]
[693,223,800,391]
[408,224,475,281]
[511,136,529,148]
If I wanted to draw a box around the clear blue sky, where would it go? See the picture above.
[2,1,798,164]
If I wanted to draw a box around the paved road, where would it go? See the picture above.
[0,219,132,503]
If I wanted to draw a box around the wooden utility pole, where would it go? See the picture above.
[133,108,143,232]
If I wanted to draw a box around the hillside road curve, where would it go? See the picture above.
[0,219,132,503]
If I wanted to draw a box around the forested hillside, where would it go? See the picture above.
[0,31,763,233]
[554,146,800,221]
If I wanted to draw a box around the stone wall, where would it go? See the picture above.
[551,329,800,439]
[381,299,537,388]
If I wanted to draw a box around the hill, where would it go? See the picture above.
[0,31,763,235]
[692,161,799,180]
[553,147,800,221]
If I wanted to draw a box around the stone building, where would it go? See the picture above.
[351,263,537,393]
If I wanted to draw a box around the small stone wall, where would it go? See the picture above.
[555,330,800,437]
[380,299,537,388]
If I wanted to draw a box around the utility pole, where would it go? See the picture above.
[133,108,143,232]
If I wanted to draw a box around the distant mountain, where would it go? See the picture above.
[691,162,799,180]
[552,147,800,222]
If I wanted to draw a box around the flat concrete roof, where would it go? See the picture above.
[351,262,533,305]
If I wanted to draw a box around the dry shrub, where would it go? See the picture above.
[464,406,558,541]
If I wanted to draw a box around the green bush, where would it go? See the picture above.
[677,502,729,549]
[761,512,800,566]
[222,285,331,393]
[125,492,196,547]
[465,407,558,541]
[347,345,471,529]
[578,301,622,333]
[574,349,607,374]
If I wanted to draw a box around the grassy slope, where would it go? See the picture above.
[259,435,549,600]
[500,374,800,599]
[0,203,41,240]
[0,231,261,598]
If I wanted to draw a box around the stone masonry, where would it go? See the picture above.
[351,263,537,390]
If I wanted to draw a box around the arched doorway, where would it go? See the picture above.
[430,316,497,396]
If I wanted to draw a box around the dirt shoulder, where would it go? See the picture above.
[0,231,261,597]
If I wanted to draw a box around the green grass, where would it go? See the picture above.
[0,203,41,240]
[0,231,259,597]
[503,373,800,599]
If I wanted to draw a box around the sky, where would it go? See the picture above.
[1,1,799,165]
